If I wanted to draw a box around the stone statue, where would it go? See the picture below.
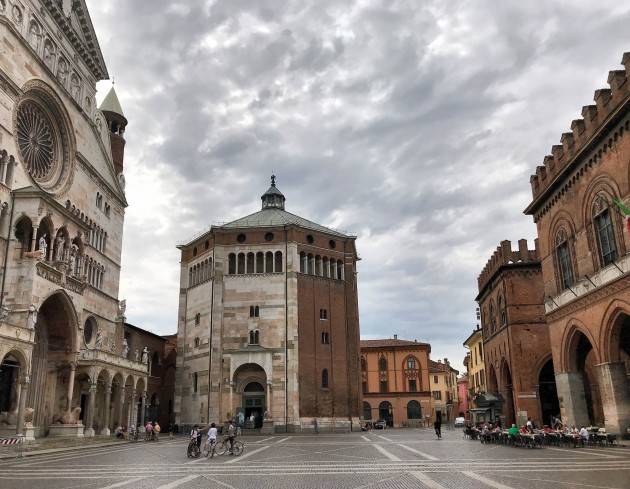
[55,235,64,261]
[122,338,129,358]
[141,347,148,364]
[68,245,77,275]
[134,349,139,362]
[94,328,103,350]
[24,407,34,426]
[263,410,270,421]
[26,304,38,329]
[0,305,9,322]
[118,173,126,191]
[39,234,48,259]
[53,407,81,425]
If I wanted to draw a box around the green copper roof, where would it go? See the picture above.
[99,86,124,117]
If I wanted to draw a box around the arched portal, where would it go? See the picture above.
[378,401,393,427]
[0,352,24,415]
[233,363,267,429]
[362,401,372,420]
[28,292,78,432]
[567,330,604,426]
[487,365,498,393]
[538,359,560,427]
[500,361,515,426]
[602,312,630,432]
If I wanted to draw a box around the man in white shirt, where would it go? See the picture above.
[208,423,218,444]
[579,426,589,444]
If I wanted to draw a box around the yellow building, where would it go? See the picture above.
[428,358,459,423]
[463,327,485,396]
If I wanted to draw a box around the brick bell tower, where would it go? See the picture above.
[99,85,128,176]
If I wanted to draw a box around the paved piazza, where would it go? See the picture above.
[2,429,630,489]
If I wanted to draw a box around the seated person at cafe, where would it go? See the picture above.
[508,424,519,437]
[579,426,589,442]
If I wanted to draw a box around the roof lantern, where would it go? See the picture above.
[261,174,286,210]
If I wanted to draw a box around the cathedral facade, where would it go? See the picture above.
[175,179,362,432]
[0,0,149,439]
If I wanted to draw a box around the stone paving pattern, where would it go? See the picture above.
[1,429,629,489]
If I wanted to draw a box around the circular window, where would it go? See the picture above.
[307,235,314,244]
[83,318,95,345]
[14,83,75,195]
[17,101,56,181]
[237,233,246,243]
[329,240,336,249]
[265,232,274,242]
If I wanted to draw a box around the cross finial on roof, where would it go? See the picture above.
[271,174,276,187]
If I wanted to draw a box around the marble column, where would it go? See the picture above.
[555,372,590,428]
[266,381,272,416]
[101,383,112,436]
[66,363,76,412]
[596,362,630,434]
[15,375,30,436]
[30,225,38,252]
[84,383,97,437]
[118,387,126,427]
[140,391,147,426]
[128,389,136,429]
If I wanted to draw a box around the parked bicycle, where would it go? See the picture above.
[201,435,244,457]
[187,436,200,458]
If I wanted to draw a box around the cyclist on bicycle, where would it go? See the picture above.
[227,419,236,454]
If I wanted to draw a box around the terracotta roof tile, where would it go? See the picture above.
[360,339,428,348]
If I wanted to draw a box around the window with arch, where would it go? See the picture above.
[247,252,255,273]
[321,331,330,344]
[194,337,200,348]
[498,295,507,327]
[275,251,283,272]
[250,305,260,318]
[265,251,273,272]
[592,196,618,267]
[192,372,198,393]
[554,228,575,290]
[407,400,422,419]
[228,253,236,274]
[379,357,387,372]
[195,313,200,325]
[321,369,329,388]
[362,401,371,420]
[256,252,264,273]
[249,330,260,345]
[237,253,245,274]
[406,357,417,370]
[319,308,328,320]
[489,301,496,335]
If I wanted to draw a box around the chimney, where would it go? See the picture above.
[393,334,398,340]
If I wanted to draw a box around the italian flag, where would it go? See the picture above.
[613,198,630,234]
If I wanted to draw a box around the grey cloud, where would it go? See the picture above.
[88,0,629,371]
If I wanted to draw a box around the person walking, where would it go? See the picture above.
[154,421,161,441]
[434,418,442,439]
[227,419,236,455]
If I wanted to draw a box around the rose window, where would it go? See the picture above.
[16,101,57,181]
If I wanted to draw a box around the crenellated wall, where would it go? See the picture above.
[528,52,630,206]
[477,239,539,295]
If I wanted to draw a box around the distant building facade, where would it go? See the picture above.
[476,240,557,427]
[456,375,469,419]
[428,358,458,423]
[463,326,486,420]
[360,337,431,427]
[174,179,361,432]
[525,53,630,434]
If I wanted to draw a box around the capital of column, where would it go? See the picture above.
[89,383,98,393]
[20,374,30,385]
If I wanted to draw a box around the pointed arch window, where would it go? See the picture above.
[321,369,329,388]
[489,301,496,335]
[554,228,574,290]
[593,196,618,267]
[498,295,507,327]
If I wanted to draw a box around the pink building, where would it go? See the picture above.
[457,375,469,419]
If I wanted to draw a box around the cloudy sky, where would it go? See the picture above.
[87,0,629,372]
